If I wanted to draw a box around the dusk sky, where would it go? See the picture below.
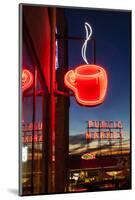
[64,8,131,138]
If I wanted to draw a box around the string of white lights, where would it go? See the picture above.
[81,22,92,64]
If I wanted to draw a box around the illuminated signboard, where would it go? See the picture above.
[22,69,33,92]
[88,120,123,129]
[64,23,108,106]
[81,153,96,160]
[64,64,108,106]
[85,131,124,140]
[85,120,124,140]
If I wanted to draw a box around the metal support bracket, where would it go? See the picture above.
[56,34,96,64]
[54,89,74,96]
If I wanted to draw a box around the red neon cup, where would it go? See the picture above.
[64,64,108,106]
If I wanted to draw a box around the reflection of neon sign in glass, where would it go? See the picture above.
[81,153,96,160]
[22,121,43,131]
[22,69,33,92]
[64,64,108,106]
[22,135,43,143]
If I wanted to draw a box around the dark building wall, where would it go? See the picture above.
[23,5,51,92]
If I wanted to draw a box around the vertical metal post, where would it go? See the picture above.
[55,9,69,193]
[31,66,36,193]
[48,8,56,193]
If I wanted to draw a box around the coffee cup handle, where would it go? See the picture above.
[64,70,76,91]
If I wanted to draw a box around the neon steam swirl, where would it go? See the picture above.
[81,22,93,64]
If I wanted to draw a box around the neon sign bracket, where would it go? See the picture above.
[54,89,74,97]
[55,34,96,64]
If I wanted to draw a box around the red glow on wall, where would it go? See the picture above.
[64,64,108,106]
[22,69,33,92]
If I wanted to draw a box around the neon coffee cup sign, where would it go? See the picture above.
[64,64,107,106]
[64,23,108,106]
